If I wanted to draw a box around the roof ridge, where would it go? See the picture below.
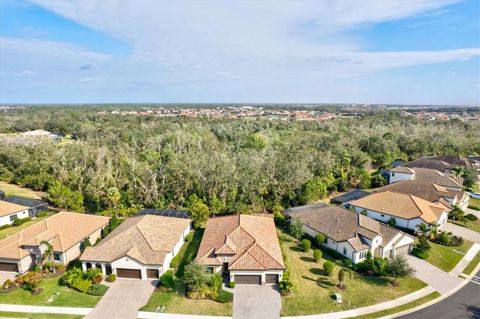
[135,219,157,252]
[409,195,425,217]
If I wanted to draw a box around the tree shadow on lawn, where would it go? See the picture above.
[300,256,316,263]
[309,267,324,276]
[289,245,303,252]
[300,275,335,288]
[356,275,392,287]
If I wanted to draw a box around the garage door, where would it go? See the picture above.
[0,262,18,272]
[395,244,411,255]
[146,269,159,278]
[265,274,279,284]
[116,268,142,279]
[235,275,261,285]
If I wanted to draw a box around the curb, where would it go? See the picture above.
[380,260,480,319]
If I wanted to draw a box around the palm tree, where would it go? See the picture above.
[40,240,55,274]
[428,222,439,240]
[416,223,430,237]
[451,167,464,178]
[449,205,465,222]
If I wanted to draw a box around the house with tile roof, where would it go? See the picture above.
[196,215,285,285]
[80,214,191,280]
[0,212,109,273]
[349,191,449,232]
[377,180,469,210]
[2,196,48,218]
[283,205,414,264]
[388,167,463,190]
[0,200,30,227]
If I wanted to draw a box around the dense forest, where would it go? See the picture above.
[0,107,479,218]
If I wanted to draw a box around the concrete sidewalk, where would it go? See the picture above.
[450,242,480,276]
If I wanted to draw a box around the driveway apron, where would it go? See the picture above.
[85,279,156,319]
[233,285,281,319]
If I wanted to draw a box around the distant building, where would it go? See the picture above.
[388,167,463,190]
[2,196,48,217]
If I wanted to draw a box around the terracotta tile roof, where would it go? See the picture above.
[0,200,30,217]
[285,205,407,251]
[350,191,448,223]
[80,214,190,265]
[196,215,285,270]
[378,180,465,204]
[0,212,110,260]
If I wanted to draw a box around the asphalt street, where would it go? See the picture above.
[398,270,480,319]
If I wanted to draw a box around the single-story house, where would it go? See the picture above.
[80,214,191,280]
[377,180,469,210]
[0,212,109,274]
[2,196,49,218]
[349,191,449,232]
[0,200,30,227]
[283,205,414,264]
[400,158,455,172]
[388,167,463,191]
[423,155,474,170]
[196,215,285,285]
[330,189,370,205]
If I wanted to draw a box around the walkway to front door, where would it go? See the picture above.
[233,285,281,319]
[85,279,156,319]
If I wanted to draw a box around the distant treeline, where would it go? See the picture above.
[0,108,478,216]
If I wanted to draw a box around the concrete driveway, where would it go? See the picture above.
[85,279,157,319]
[445,222,480,243]
[233,285,281,319]
[405,255,462,295]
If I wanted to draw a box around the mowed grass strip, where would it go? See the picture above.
[425,240,473,272]
[0,277,100,307]
[0,182,44,199]
[347,291,441,319]
[0,312,83,319]
[278,228,427,316]
[463,251,480,275]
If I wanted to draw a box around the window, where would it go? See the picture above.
[9,214,18,222]
[343,247,347,255]
[359,250,368,259]
[381,214,385,217]
[53,253,62,262]
[392,172,395,177]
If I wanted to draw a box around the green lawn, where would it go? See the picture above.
[348,291,441,319]
[0,213,55,240]
[176,229,204,278]
[0,312,83,319]
[469,198,480,208]
[140,285,232,316]
[463,252,480,275]
[278,228,427,316]
[424,240,473,272]
[0,182,44,199]
[452,219,480,233]
[0,277,100,307]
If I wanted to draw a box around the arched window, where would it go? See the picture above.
[86,262,92,269]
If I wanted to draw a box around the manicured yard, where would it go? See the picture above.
[463,251,480,275]
[0,182,45,199]
[140,285,232,316]
[278,228,427,316]
[424,240,473,272]
[176,229,204,278]
[0,277,101,307]
[0,213,55,240]
[0,312,82,319]
[347,291,441,319]
[452,219,480,233]
[469,198,480,208]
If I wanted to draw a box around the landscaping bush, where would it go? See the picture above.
[229,281,235,288]
[279,279,293,296]
[433,232,464,247]
[20,272,42,295]
[323,261,334,276]
[87,283,109,296]
[59,268,83,286]
[72,279,91,293]
[465,213,478,221]
[273,211,286,226]
[159,270,176,290]
[185,231,194,242]
[0,224,11,231]
[301,239,311,252]
[36,211,49,218]
[92,273,104,284]
[32,265,41,272]
[170,255,180,269]
[412,247,429,259]
[85,267,101,280]
[313,249,322,263]
[355,257,388,276]
[12,217,31,226]
[468,204,480,211]
[105,274,116,282]
[216,289,233,303]
[315,233,326,246]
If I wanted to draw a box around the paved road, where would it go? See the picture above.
[233,285,281,319]
[397,270,480,319]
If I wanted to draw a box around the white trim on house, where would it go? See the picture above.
[0,208,30,227]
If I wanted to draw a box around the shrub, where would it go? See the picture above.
[313,249,322,263]
[36,211,49,218]
[0,224,11,231]
[323,261,334,276]
[183,261,209,293]
[216,289,233,303]
[465,213,478,221]
[59,268,83,286]
[289,218,304,241]
[13,217,31,226]
[387,217,396,227]
[21,272,42,294]
[417,236,431,252]
[185,232,194,242]
[87,284,109,296]
[315,233,326,246]
[85,267,101,280]
[228,281,235,288]
[72,279,91,293]
[170,255,180,269]
[412,247,429,259]
[279,279,293,296]
[433,232,464,246]
[159,270,176,290]
[32,265,41,272]
[301,239,311,252]
[2,279,15,290]
[92,273,104,284]
[105,274,116,282]
[273,211,286,226]
[468,204,480,211]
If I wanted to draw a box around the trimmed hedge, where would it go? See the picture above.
[36,211,49,218]
[323,261,334,276]
[87,284,109,296]
[465,214,478,221]
[105,274,116,282]
[72,279,91,293]
[216,289,233,303]
[468,204,480,211]
[13,217,32,226]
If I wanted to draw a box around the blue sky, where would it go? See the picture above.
[0,0,479,104]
